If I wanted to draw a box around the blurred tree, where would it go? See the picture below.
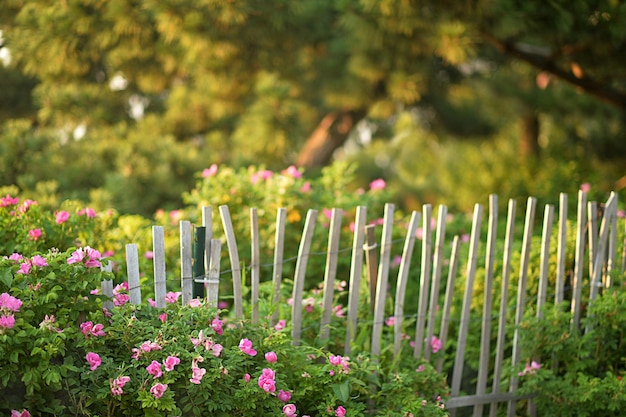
[0,0,624,214]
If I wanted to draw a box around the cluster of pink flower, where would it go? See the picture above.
[110,376,131,396]
[190,356,206,384]
[518,360,541,377]
[131,340,162,360]
[328,354,350,375]
[10,409,30,417]
[80,321,106,338]
[67,246,102,268]
[190,330,223,357]
[146,356,180,379]
[39,314,62,333]
[112,282,130,306]
[0,194,19,207]
[258,367,277,393]
[5,253,48,275]
[0,292,22,332]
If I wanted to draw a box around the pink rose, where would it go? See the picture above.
[282,404,297,417]
[55,210,70,224]
[163,356,180,372]
[278,389,291,402]
[369,178,386,191]
[265,351,278,363]
[430,335,442,354]
[146,360,163,378]
[150,383,168,398]
[238,338,257,356]
[86,352,102,371]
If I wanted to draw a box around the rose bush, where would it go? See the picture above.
[1,247,450,416]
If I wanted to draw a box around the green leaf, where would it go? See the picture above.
[332,380,351,403]
[0,268,13,289]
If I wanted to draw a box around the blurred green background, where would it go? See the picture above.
[1,0,625,216]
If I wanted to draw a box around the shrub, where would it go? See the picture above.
[514,287,626,416]
[1,247,450,416]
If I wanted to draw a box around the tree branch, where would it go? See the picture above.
[481,32,626,108]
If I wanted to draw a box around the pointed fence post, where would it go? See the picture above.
[152,226,167,308]
[271,208,287,326]
[372,203,394,359]
[474,195,498,417]
[206,239,222,308]
[450,203,483,417]
[101,261,114,311]
[319,208,343,342]
[414,204,432,359]
[346,206,367,355]
[125,243,142,305]
[364,225,378,314]
[180,220,193,305]
[489,199,516,417]
[192,227,206,299]
[507,197,537,417]
[555,194,568,305]
[425,205,447,361]
[394,210,421,357]
[250,208,260,323]
[220,205,243,319]
[291,209,318,346]
[571,191,588,331]
[437,235,461,373]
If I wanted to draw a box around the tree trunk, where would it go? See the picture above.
[296,109,367,169]
[520,112,540,158]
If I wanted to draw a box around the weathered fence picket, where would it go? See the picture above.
[110,190,623,415]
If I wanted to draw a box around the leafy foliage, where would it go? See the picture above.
[0,248,449,416]
[515,287,626,416]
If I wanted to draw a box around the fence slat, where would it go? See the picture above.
[394,210,421,357]
[437,235,460,373]
[291,209,318,346]
[271,208,287,326]
[537,204,555,316]
[202,206,212,283]
[474,195,498,417]
[346,206,367,355]
[364,224,378,313]
[152,226,167,309]
[450,203,483,409]
[320,208,343,342]
[571,191,588,330]
[125,243,142,305]
[180,220,193,305]
[192,227,206,299]
[250,208,260,323]
[507,197,537,417]
[372,203,394,358]
[206,238,222,308]
[101,279,114,312]
[555,194,568,305]
[489,199,517,417]
[219,205,243,319]
[606,194,618,288]
[588,201,598,282]
[425,205,447,361]
[414,204,432,359]
[589,192,617,307]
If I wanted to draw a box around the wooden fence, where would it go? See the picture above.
[102,190,624,416]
